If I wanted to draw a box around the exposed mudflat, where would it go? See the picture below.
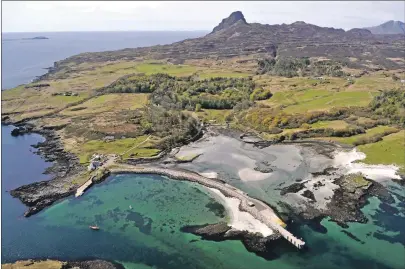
[163,129,402,226]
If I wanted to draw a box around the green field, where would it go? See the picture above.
[77,136,160,164]
[198,71,251,79]
[135,63,197,76]
[60,93,149,116]
[326,126,399,145]
[284,91,376,113]
[261,88,377,113]
[357,130,405,171]
[309,120,349,129]
[193,109,233,124]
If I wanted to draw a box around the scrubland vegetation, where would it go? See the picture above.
[2,57,404,171]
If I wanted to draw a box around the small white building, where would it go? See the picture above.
[88,161,101,171]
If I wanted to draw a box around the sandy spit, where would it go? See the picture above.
[208,188,273,237]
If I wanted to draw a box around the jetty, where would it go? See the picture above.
[109,164,306,249]
[75,176,94,197]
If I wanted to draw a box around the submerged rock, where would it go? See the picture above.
[302,190,316,202]
[280,182,305,195]
[254,160,274,173]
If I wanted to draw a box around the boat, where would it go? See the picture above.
[89,225,100,230]
[129,205,133,210]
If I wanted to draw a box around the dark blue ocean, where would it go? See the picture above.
[2,31,207,89]
[1,31,405,268]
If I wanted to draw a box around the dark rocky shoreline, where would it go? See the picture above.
[3,258,124,269]
[180,222,287,260]
[2,119,85,217]
[279,170,395,228]
[63,259,125,269]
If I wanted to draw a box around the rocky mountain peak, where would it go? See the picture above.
[291,21,307,26]
[365,20,405,35]
[211,11,248,33]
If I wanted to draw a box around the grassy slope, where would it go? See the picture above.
[60,93,148,116]
[357,130,405,171]
[2,57,404,172]
[136,62,197,76]
[325,126,399,145]
[309,120,349,129]
[192,109,233,124]
[76,136,161,164]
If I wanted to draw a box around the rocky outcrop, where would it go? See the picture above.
[279,173,396,228]
[254,160,274,173]
[280,182,305,195]
[8,123,85,217]
[11,125,33,136]
[49,12,404,72]
[64,259,124,269]
[181,222,282,260]
[211,11,248,33]
[302,190,316,202]
[2,259,124,269]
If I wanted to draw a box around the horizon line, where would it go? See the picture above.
[2,29,210,34]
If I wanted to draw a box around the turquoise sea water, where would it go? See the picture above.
[3,168,405,268]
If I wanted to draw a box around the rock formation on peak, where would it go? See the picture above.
[211,11,248,33]
[52,11,405,71]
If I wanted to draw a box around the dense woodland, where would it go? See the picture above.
[102,74,257,110]
[99,72,404,145]
[140,105,201,149]
[370,89,405,127]
[257,57,346,77]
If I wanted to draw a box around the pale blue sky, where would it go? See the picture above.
[2,1,404,32]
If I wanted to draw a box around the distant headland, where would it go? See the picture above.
[22,36,49,40]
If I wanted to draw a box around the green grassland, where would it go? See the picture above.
[265,90,377,113]
[192,109,233,124]
[2,57,404,174]
[76,136,161,164]
[309,120,349,129]
[344,173,370,188]
[198,70,252,79]
[357,130,405,171]
[325,126,399,145]
[135,62,198,76]
[60,93,149,116]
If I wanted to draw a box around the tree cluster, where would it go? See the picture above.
[370,89,405,126]
[103,74,257,110]
[257,57,345,77]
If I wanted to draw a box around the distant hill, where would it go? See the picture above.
[52,11,405,71]
[365,20,405,35]
[22,36,49,40]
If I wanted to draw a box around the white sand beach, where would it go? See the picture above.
[208,188,273,237]
[333,149,401,182]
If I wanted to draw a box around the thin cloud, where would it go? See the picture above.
[2,1,404,32]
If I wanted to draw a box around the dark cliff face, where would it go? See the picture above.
[211,11,248,33]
